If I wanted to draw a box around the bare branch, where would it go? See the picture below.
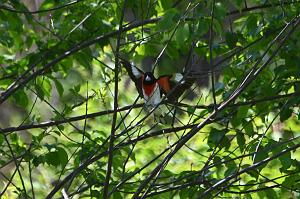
[103,0,127,198]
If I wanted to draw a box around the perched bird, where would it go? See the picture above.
[120,58,196,123]
[122,59,185,107]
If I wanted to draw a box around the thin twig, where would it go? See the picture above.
[103,0,127,198]
[228,1,300,15]
[28,161,35,199]
[0,0,83,14]
[3,135,28,197]
[209,0,217,109]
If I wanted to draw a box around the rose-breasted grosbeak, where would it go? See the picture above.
[121,59,195,111]
[126,60,185,107]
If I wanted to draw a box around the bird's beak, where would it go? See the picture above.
[145,76,151,81]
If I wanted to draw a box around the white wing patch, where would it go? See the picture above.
[131,64,142,78]
[174,73,184,82]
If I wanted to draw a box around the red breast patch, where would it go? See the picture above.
[143,83,156,97]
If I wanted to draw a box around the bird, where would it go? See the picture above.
[120,58,196,124]
[121,59,186,108]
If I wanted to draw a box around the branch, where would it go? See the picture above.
[0,0,84,14]
[209,0,217,108]
[228,1,300,15]
[103,0,127,198]
[224,184,280,194]
[0,104,144,134]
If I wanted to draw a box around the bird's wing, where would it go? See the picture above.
[171,73,195,101]
[158,72,196,102]
[120,58,144,97]
[157,76,172,94]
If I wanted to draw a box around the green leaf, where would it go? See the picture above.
[213,19,223,35]
[57,147,68,166]
[32,155,45,167]
[246,15,258,36]
[40,0,56,10]
[243,120,254,137]
[187,105,196,116]
[225,32,238,49]
[45,147,68,167]
[0,32,14,47]
[179,187,198,199]
[233,0,244,10]
[53,79,64,97]
[58,58,73,76]
[257,185,266,198]
[282,175,300,189]
[196,18,210,37]
[5,12,23,32]
[213,156,222,165]
[112,191,122,199]
[252,146,268,166]
[224,166,237,177]
[0,78,13,89]
[279,151,292,172]
[159,0,173,10]
[207,128,224,147]
[74,84,81,93]
[215,82,224,96]
[112,152,124,171]
[136,44,158,57]
[237,106,249,118]
[157,9,178,31]
[243,164,259,179]
[236,131,246,150]
[35,77,52,99]
[45,151,60,166]
[264,186,278,199]
[179,188,190,199]
[175,23,189,45]
[166,44,179,59]
[0,134,4,146]
[231,106,249,127]
[13,89,28,107]
[76,50,93,72]
[243,194,253,199]
[243,180,257,191]
[91,190,101,198]
[207,128,229,149]
[35,84,45,100]
[280,107,293,122]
